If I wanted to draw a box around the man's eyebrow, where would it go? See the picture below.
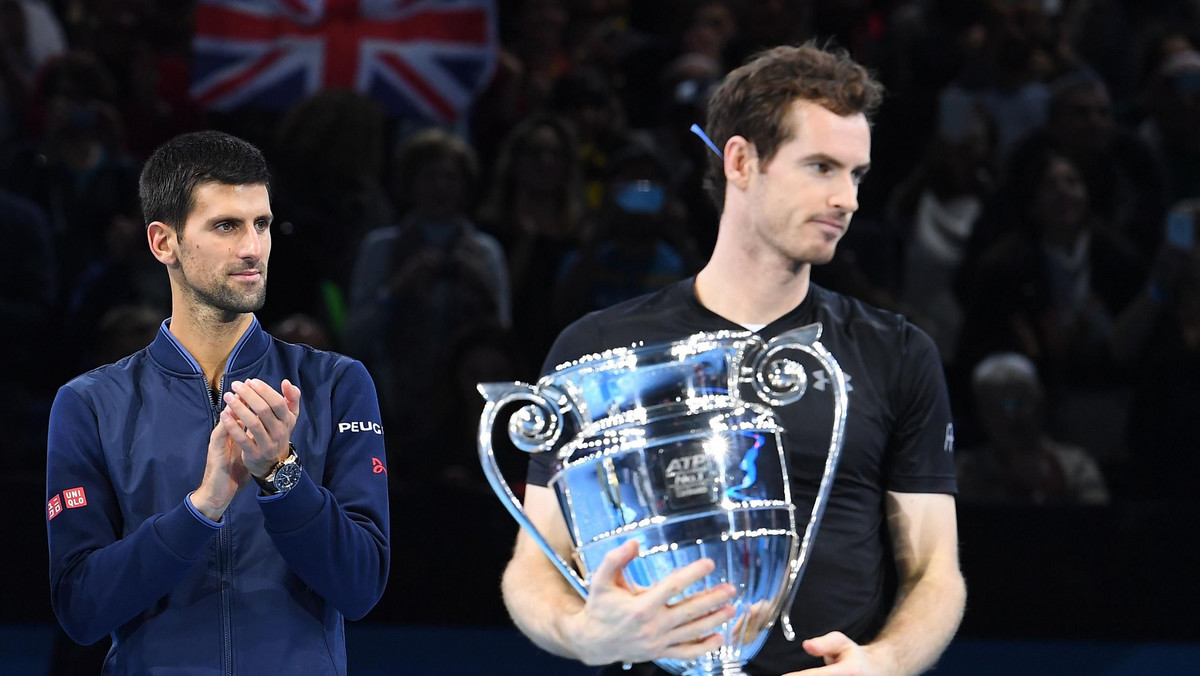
[206,213,274,225]
[801,153,872,174]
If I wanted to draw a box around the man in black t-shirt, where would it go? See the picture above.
[500,43,966,676]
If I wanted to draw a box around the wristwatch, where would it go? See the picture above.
[254,443,302,495]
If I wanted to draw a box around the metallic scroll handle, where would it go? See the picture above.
[746,324,849,642]
[477,383,676,675]
[476,383,589,598]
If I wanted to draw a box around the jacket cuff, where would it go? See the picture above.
[155,498,222,561]
[258,470,325,532]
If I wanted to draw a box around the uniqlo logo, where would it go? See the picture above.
[64,487,88,509]
[47,495,63,520]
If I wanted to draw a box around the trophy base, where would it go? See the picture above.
[680,663,748,676]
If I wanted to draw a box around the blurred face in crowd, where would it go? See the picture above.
[682,1,737,61]
[162,182,273,315]
[411,155,468,222]
[739,101,871,267]
[976,379,1043,448]
[44,100,108,172]
[1051,84,1115,156]
[514,125,570,195]
[1031,155,1088,239]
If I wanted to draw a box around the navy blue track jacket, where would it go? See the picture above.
[46,317,390,675]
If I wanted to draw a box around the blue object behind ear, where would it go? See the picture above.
[689,124,724,159]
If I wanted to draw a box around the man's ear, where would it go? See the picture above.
[723,135,757,191]
[147,221,179,266]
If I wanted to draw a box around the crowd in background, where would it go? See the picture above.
[3,0,1200,522]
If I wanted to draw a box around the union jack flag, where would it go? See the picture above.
[191,0,497,124]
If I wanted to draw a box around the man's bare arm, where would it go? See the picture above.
[791,492,966,675]
[500,485,738,666]
[869,492,966,672]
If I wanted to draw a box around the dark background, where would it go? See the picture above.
[3,0,1199,673]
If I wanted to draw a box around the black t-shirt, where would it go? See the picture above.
[526,278,957,675]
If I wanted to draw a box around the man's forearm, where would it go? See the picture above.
[500,550,588,661]
[261,471,390,620]
[868,567,966,675]
[51,500,221,644]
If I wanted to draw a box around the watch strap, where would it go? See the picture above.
[254,443,299,495]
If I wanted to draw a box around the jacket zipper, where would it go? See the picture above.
[209,374,235,676]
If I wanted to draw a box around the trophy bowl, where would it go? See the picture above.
[479,324,848,676]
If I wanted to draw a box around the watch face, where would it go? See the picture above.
[273,462,302,492]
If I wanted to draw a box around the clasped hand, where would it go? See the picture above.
[220,378,301,477]
[191,379,301,520]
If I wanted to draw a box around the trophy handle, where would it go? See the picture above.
[745,323,822,406]
[477,382,590,598]
[750,324,849,641]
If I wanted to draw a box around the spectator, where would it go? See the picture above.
[675,0,738,71]
[957,352,1110,505]
[554,138,698,326]
[958,144,1145,371]
[3,94,141,292]
[471,0,571,168]
[344,127,509,460]
[955,142,1146,459]
[888,94,997,362]
[479,113,586,369]
[548,66,633,209]
[566,0,674,130]
[64,208,171,373]
[62,0,203,158]
[1012,69,1168,259]
[936,1,1059,162]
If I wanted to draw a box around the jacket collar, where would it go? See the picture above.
[148,316,269,377]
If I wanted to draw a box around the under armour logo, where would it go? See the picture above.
[811,370,853,393]
[943,423,955,453]
[372,457,387,474]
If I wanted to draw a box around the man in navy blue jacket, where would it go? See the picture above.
[45,131,391,675]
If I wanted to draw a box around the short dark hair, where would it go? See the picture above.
[138,130,270,232]
[702,42,884,212]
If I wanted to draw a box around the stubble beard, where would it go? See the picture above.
[179,264,268,315]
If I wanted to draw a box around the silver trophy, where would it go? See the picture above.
[478,324,848,676]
